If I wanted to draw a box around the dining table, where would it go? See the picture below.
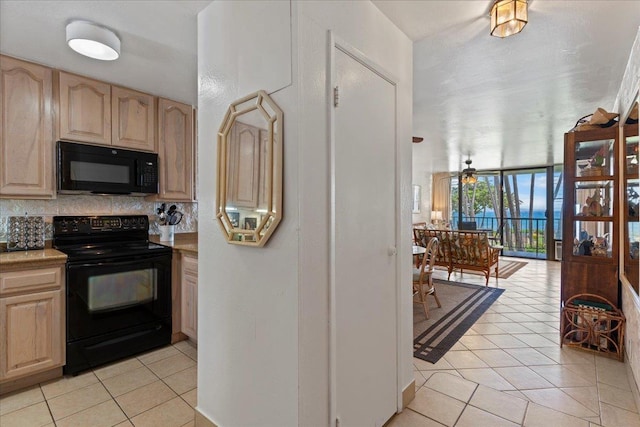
[413,245,426,268]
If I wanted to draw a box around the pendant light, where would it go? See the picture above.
[461,158,477,185]
[66,21,121,61]
[490,0,528,38]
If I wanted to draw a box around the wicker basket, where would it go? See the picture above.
[561,294,625,361]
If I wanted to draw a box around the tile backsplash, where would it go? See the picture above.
[0,195,198,242]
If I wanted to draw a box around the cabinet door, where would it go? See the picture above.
[157,98,194,201]
[59,72,111,145]
[0,289,64,382]
[181,255,197,341]
[112,86,156,151]
[226,122,261,208]
[0,56,54,198]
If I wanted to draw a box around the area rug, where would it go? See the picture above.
[434,259,527,279]
[413,279,505,363]
[496,259,527,278]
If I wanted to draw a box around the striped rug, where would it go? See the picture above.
[413,279,505,363]
[496,259,527,278]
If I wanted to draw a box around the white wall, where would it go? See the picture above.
[197,1,412,425]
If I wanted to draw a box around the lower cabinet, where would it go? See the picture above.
[0,264,65,386]
[181,253,198,342]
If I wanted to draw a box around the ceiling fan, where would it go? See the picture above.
[461,158,477,184]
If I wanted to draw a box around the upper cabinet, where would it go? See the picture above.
[1,55,195,200]
[58,72,112,145]
[58,72,158,152]
[112,86,156,151]
[0,56,55,199]
[227,122,263,208]
[157,98,194,201]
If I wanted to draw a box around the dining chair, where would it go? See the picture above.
[413,237,441,319]
[413,227,427,267]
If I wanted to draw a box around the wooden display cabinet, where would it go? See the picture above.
[562,126,620,307]
[623,124,639,292]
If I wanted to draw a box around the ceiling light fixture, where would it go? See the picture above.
[461,158,478,185]
[66,21,120,61]
[490,0,528,38]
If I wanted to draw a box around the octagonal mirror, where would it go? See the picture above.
[216,90,283,246]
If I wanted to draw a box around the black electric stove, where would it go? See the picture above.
[53,215,172,375]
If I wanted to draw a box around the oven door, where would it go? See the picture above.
[66,253,171,342]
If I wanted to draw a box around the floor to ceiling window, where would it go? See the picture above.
[450,166,564,260]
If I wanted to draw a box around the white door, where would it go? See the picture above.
[334,45,398,426]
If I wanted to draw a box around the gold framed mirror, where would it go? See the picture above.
[216,90,283,246]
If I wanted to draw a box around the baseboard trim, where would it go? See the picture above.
[402,379,416,409]
[0,367,62,395]
[195,408,217,427]
[627,357,640,420]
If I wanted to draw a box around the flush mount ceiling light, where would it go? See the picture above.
[66,21,120,61]
[461,158,478,185]
[490,0,528,38]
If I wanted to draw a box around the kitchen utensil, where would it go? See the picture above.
[167,206,183,225]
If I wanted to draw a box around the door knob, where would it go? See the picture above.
[388,247,397,256]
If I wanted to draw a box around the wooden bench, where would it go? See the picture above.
[414,229,501,286]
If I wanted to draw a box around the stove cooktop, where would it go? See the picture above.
[55,241,171,261]
[52,215,171,261]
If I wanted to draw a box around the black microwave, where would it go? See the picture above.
[57,141,159,195]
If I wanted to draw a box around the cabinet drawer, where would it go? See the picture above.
[182,255,198,277]
[0,267,63,296]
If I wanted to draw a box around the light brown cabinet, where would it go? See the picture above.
[157,98,194,201]
[58,72,112,145]
[0,265,65,385]
[180,253,197,342]
[111,86,156,151]
[227,122,261,208]
[0,55,55,198]
[2,55,196,201]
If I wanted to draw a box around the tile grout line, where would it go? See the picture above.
[38,383,57,426]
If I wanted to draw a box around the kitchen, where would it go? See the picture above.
[0,1,204,424]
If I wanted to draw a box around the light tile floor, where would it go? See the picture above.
[2,258,639,427]
[391,257,640,427]
[0,340,197,427]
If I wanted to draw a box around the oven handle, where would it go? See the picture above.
[67,254,171,270]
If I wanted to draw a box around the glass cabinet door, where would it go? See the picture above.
[624,123,639,291]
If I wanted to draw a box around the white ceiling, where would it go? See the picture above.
[0,0,211,105]
[374,0,640,173]
[1,1,638,174]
